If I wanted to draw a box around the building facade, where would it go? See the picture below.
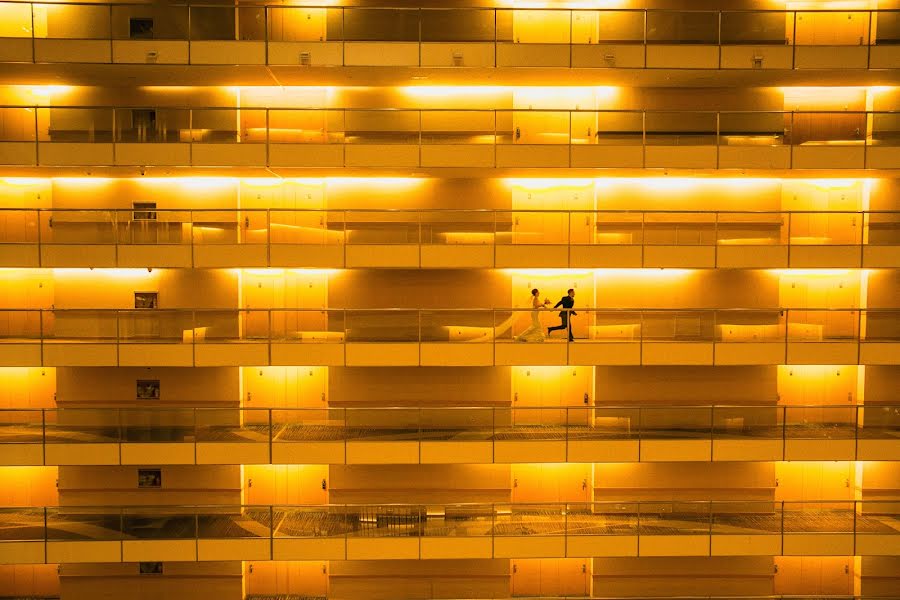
[0,1,898,599]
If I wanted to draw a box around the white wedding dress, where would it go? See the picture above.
[516,296,545,342]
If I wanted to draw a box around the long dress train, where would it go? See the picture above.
[516,302,545,342]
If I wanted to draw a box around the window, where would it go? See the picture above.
[129,18,154,40]
[136,379,160,400]
[137,469,162,488]
[139,562,163,574]
[132,201,157,221]
[134,291,158,309]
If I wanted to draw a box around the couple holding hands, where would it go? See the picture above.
[516,288,576,343]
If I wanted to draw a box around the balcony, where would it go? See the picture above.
[0,405,895,467]
[0,107,898,171]
[0,209,896,269]
[0,500,896,564]
[0,4,898,72]
[0,308,895,368]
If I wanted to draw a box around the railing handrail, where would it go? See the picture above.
[7,499,888,510]
[2,207,897,215]
[0,307,890,313]
[4,105,900,115]
[0,1,898,11]
[2,403,895,413]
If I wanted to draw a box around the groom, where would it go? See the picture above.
[548,288,576,342]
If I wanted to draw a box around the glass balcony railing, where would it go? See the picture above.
[0,501,895,559]
[239,598,900,600]
[0,405,896,457]
[0,308,894,368]
[1,107,898,169]
[1,4,899,68]
[0,209,896,269]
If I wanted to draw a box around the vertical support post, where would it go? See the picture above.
[264,6,269,65]
[791,11,797,70]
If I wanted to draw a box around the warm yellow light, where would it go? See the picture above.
[51,177,113,187]
[327,177,424,189]
[512,365,569,380]
[506,178,594,190]
[595,268,694,280]
[52,268,157,280]
[242,178,284,187]
[243,268,338,277]
[243,269,286,277]
[595,177,778,191]
[30,85,71,98]
[769,269,862,277]
[782,87,868,111]
[787,1,874,10]
[504,0,628,7]
[800,178,870,190]
[177,177,237,190]
[402,86,507,97]
[504,269,595,277]
[1,177,46,186]
[286,178,325,186]
[290,269,339,276]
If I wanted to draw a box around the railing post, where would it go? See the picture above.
[188,109,194,167]
[108,4,114,63]
[30,2,36,63]
[41,408,46,466]
[264,6,269,66]
[780,500,785,555]
[491,405,496,463]
[715,112,720,170]
[636,501,641,548]
[493,8,498,68]
[43,506,48,561]
[641,111,646,168]
[642,9,648,66]
[789,111,795,169]
[266,209,271,267]
[187,4,192,64]
[33,105,40,166]
[791,11,797,69]
[115,309,120,364]
[866,10,873,69]
[786,210,792,266]
[784,308,790,365]
[781,405,787,461]
[716,10,722,69]
[192,407,198,465]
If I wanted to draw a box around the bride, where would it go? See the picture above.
[516,288,551,342]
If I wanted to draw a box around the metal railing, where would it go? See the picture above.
[1,3,899,68]
[0,596,888,600]
[0,307,894,344]
[0,307,894,367]
[0,106,898,169]
[0,500,895,549]
[0,208,895,252]
[0,404,895,451]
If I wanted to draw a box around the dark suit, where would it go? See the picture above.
[548,295,576,341]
